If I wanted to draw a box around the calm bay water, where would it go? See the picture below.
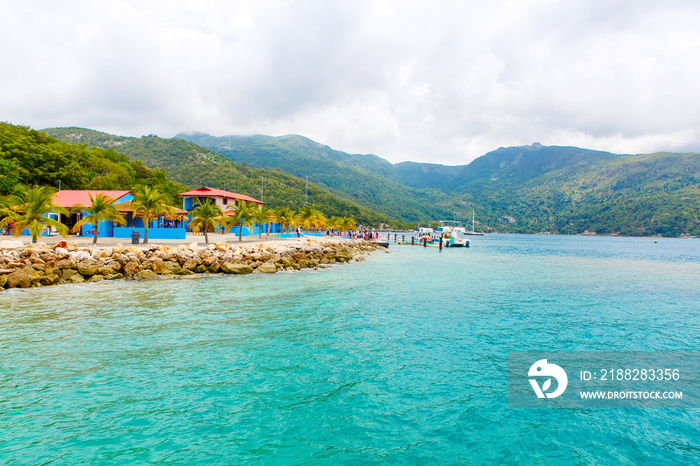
[1,234,699,464]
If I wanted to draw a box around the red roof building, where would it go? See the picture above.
[179,186,265,211]
[52,190,133,208]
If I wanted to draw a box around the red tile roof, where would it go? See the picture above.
[52,190,132,208]
[178,186,265,205]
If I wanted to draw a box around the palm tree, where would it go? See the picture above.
[297,205,325,232]
[230,200,257,241]
[71,193,126,244]
[274,206,295,233]
[337,216,357,235]
[252,206,275,239]
[0,185,68,243]
[188,198,224,244]
[130,185,175,244]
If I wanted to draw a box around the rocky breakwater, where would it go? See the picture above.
[0,240,384,290]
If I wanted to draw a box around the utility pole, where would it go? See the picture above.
[261,176,266,203]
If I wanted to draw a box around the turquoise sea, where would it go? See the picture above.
[1,234,699,465]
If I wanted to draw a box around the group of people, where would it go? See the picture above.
[350,230,379,240]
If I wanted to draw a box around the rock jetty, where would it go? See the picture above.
[0,239,384,290]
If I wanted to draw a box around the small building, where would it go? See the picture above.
[52,190,134,237]
[179,186,279,237]
[179,186,265,211]
[48,190,187,240]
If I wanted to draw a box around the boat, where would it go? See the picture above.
[466,207,484,236]
[433,221,471,248]
[413,224,435,243]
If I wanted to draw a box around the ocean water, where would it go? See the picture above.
[1,234,699,465]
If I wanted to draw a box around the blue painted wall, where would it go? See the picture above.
[113,227,186,240]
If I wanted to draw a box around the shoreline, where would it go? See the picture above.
[0,237,386,291]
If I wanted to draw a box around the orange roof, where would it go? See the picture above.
[178,186,265,205]
[52,190,132,208]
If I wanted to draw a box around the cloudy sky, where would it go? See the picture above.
[2,1,700,164]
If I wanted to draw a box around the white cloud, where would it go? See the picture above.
[1,0,700,164]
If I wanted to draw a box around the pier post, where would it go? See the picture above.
[423,238,427,247]
[439,238,443,251]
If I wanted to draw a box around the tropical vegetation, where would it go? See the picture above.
[229,200,258,242]
[273,206,295,233]
[0,185,68,243]
[71,193,126,244]
[188,198,225,244]
[130,185,176,244]
[252,206,275,239]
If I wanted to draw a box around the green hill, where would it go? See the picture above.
[0,122,186,201]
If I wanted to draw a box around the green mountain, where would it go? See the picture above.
[177,132,700,236]
[43,127,398,227]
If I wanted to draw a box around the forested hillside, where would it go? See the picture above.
[0,122,185,201]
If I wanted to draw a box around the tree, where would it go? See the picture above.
[230,200,257,242]
[71,193,126,244]
[274,206,295,233]
[0,185,69,243]
[188,198,225,244]
[130,185,175,244]
[296,205,328,232]
[334,216,357,235]
[252,206,275,239]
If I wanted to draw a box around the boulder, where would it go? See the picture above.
[220,262,253,274]
[253,260,277,274]
[111,253,128,266]
[40,273,61,286]
[123,261,142,277]
[182,259,198,271]
[104,273,124,280]
[163,261,185,274]
[61,269,79,280]
[87,274,104,283]
[77,261,99,277]
[0,274,7,288]
[208,262,221,273]
[56,258,77,269]
[67,274,85,284]
[194,264,208,274]
[151,260,169,274]
[6,270,32,288]
[135,270,159,281]
[334,249,354,262]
